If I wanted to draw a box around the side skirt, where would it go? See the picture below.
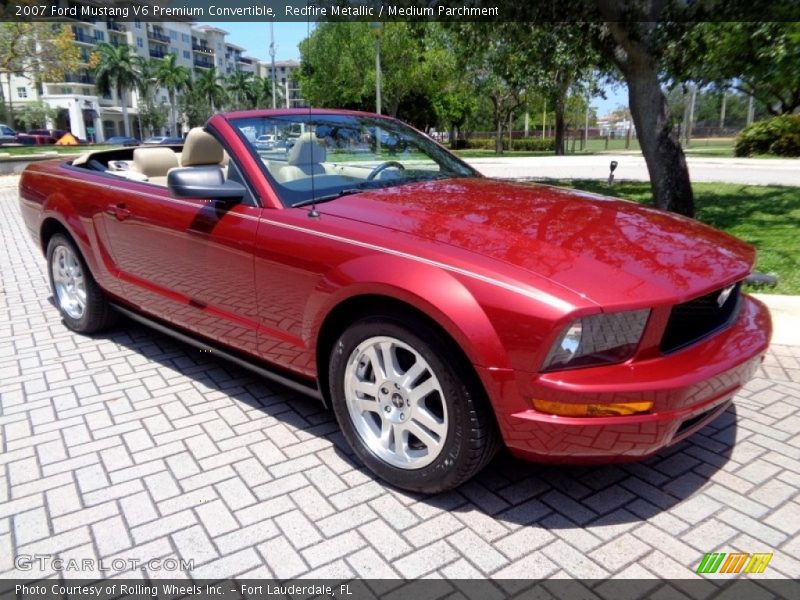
[112,304,326,406]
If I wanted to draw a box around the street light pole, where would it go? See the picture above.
[369,22,383,114]
[270,22,276,109]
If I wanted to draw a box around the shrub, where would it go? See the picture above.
[735,114,800,157]
[464,137,555,152]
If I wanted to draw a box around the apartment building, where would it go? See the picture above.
[2,4,284,141]
[257,60,306,109]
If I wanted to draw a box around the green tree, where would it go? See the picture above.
[193,67,227,113]
[179,87,211,127]
[155,53,192,136]
[0,22,79,128]
[226,70,254,110]
[93,42,139,137]
[298,22,441,119]
[667,22,800,116]
[16,99,57,130]
[137,101,169,137]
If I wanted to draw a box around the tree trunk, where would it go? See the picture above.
[626,62,694,217]
[553,97,566,155]
[5,73,16,129]
[493,98,503,155]
[120,87,131,137]
[169,91,177,137]
[597,11,695,217]
[450,124,457,150]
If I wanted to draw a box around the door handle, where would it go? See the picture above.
[106,202,131,221]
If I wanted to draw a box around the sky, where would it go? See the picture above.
[209,22,629,117]
[202,22,312,62]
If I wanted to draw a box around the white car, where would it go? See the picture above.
[255,134,276,149]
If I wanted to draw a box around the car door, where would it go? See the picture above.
[101,176,261,355]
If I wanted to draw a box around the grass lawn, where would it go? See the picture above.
[453,149,554,158]
[0,145,118,156]
[550,179,800,295]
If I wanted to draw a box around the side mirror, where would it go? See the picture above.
[167,166,245,201]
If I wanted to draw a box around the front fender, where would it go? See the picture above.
[304,253,511,370]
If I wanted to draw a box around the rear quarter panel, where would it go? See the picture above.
[19,161,123,297]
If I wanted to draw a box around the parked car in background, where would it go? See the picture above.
[255,134,276,149]
[17,109,771,493]
[17,129,68,145]
[143,136,183,145]
[105,136,140,147]
[0,124,17,144]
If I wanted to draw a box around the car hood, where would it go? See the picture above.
[317,177,755,308]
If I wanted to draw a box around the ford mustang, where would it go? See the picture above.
[18,109,771,493]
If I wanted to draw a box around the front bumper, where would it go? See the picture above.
[480,295,771,463]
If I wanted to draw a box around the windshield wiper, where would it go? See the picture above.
[292,187,369,208]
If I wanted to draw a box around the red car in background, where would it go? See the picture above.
[18,110,771,493]
[17,128,69,145]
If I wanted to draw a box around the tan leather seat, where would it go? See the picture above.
[181,128,224,167]
[132,147,179,185]
[275,133,326,183]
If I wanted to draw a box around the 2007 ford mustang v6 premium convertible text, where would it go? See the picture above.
[19,110,771,493]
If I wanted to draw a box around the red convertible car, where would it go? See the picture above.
[19,109,771,493]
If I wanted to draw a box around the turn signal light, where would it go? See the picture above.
[532,399,653,417]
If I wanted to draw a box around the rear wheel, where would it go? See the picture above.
[329,314,498,493]
[47,233,116,334]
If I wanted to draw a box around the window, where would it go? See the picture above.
[95,30,104,41]
[17,87,27,98]
[182,33,190,43]
[169,29,178,40]
[137,37,143,48]
[61,87,72,94]
[135,20,141,29]
[170,47,178,55]
[183,50,190,59]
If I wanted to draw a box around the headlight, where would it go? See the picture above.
[542,309,650,371]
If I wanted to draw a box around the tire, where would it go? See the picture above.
[46,233,116,334]
[329,313,499,493]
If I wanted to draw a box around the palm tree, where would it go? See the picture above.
[254,76,286,109]
[193,66,227,113]
[133,57,157,138]
[226,70,254,110]
[155,53,191,137]
[93,42,139,137]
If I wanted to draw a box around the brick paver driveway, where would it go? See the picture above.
[2,176,799,579]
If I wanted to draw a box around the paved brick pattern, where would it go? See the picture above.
[2,177,799,579]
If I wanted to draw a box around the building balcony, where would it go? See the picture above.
[148,31,170,44]
[237,57,253,65]
[73,32,98,45]
[63,74,95,85]
[192,44,214,55]
[107,21,124,32]
[149,48,167,59]
[193,58,214,69]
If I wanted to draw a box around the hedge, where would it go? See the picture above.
[735,114,800,157]
[462,137,556,151]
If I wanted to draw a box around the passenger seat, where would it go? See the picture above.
[132,147,179,185]
[178,128,226,177]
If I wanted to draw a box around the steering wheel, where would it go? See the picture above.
[367,161,405,181]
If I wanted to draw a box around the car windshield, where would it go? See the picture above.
[229,113,479,207]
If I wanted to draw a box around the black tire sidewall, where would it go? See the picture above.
[46,234,105,334]
[329,316,476,493]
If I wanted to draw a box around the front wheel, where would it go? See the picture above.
[47,233,116,334]
[329,315,498,493]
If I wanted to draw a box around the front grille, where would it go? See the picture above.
[660,283,741,353]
